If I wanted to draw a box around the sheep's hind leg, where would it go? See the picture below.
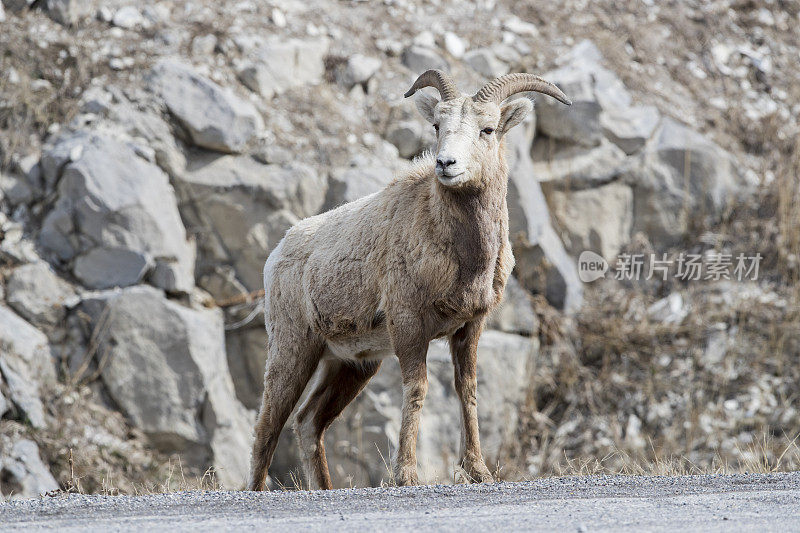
[450,318,494,483]
[294,357,382,490]
[249,329,323,491]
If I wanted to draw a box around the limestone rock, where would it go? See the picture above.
[339,54,382,88]
[535,69,602,147]
[401,45,449,74]
[106,100,187,178]
[443,32,466,58]
[0,173,33,206]
[464,48,508,79]
[0,382,7,419]
[176,153,325,292]
[79,285,253,489]
[112,6,144,29]
[191,34,218,57]
[1,0,32,14]
[237,38,329,99]
[73,247,152,289]
[6,261,78,329]
[45,0,93,25]
[0,305,55,429]
[505,117,583,312]
[545,181,634,261]
[0,438,59,498]
[623,118,748,248]
[532,138,627,189]
[326,163,394,209]
[487,276,538,336]
[149,59,264,153]
[536,40,637,148]
[39,131,195,292]
[601,105,661,155]
[385,120,426,159]
[225,325,268,410]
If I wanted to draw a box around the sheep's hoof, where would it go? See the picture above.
[462,459,494,483]
[394,465,419,486]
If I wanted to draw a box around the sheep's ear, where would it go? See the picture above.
[414,92,439,124]
[497,98,533,137]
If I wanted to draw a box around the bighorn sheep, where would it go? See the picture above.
[249,70,570,490]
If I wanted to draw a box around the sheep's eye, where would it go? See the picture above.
[481,127,495,135]
[433,124,440,132]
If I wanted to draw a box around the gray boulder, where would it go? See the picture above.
[443,32,467,58]
[0,217,38,265]
[536,40,644,150]
[6,261,78,329]
[385,120,426,159]
[505,117,583,312]
[225,325,268,410]
[0,438,59,498]
[0,382,7,419]
[112,6,144,30]
[39,131,195,293]
[532,138,627,188]
[535,69,602,147]
[237,38,329,99]
[149,60,264,153]
[601,105,661,155]
[0,305,55,429]
[624,118,747,248]
[79,285,253,489]
[554,40,633,110]
[401,45,449,73]
[327,163,394,209]
[106,100,187,178]
[176,153,325,293]
[73,247,152,290]
[191,34,218,57]
[464,48,508,79]
[544,181,634,261]
[1,0,31,14]
[0,173,33,206]
[45,0,93,25]
[487,276,538,336]
[338,54,382,88]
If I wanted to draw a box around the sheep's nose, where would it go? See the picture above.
[436,156,456,169]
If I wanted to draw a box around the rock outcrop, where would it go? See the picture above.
[0,306,55,430]
[39,132,195,293]
[149,60,264,154]
[0,437,59,498]
[78,286,253,488]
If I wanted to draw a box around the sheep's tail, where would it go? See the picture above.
[261,237,286,333]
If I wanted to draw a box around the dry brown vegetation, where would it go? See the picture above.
[507,170,800,479]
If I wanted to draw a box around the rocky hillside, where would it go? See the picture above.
[0,0,798,496]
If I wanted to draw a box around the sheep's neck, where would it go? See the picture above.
[433,165,508,283]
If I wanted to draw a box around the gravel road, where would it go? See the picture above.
[2,473,799,532]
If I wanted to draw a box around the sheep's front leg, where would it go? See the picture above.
[450,318,494,483]
[390,318,429,486]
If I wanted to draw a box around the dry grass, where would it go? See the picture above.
[549,432,800,478]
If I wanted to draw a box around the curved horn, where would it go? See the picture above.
[473,73,572,105]
[403,69,459,101]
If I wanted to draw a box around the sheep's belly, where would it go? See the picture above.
[326,328,393,362]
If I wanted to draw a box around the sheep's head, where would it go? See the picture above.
[404,70,571,189]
